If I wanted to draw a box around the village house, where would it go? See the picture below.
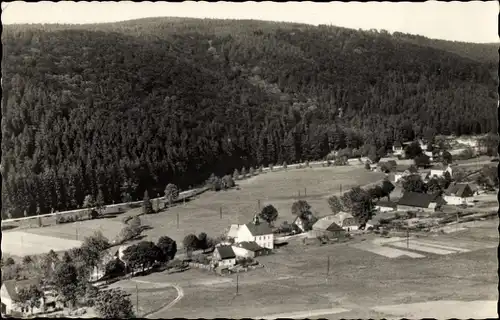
[1,278,61,317]
[330,211,359,231]
[430,164,453,178]
[236,215,274,249]
[232,241,270,258]
[424,151,434,161]
[212,245,236,267]
[397,192,444,213]
[418,139,428,151]
[292,215,307,232]
[392,141,404,156]
[311,216,347,238]
[374,200,397,212]
[394,166,419,183]
[443,183,475,206]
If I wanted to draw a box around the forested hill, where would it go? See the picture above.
[2,18,498,218]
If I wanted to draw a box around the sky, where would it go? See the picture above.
[2,1,498,43]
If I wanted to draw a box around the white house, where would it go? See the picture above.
[424,151,433,161]
[419,140,428,151]
[374,201,397,212]
[236,215,274,249]
[212,245,236,267]
[330,211,359,231]
[292,215,307,232]
[430,165,453,178]
[232,241,270,258]
[443,183,475,206]
[392,141,404,156]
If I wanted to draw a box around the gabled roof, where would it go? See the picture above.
[2,277,42,301]
[215,245,236,260]
[397,192,441,208]
[375,201,397,209]
[445,183,474,198]
[235,241,265,252]
[393,141,402,147]
[244,222,273,236]
[313,216,341,231]
[227,224,240,238]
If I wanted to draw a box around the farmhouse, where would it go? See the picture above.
[232,241,270,258]
[394,166,419,183]
[236,215,274,249]
[375,201,397,212]
[311,216,346,238]
[212,245,236,267]
[292,215,307,232]
[430,164,453,178]
[0,278,59,316]
[443,183,475,206]
[392,141,404,156]
[397,192,444,213]
[331,211,359,231]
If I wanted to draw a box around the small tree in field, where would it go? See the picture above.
[305,160,309,168]
[96,189,106,215]
[283,161,288,170]
[249,167,255,176]
[259,205,278,226]
[164,183,179,206]
[95,288,135,318]
[241,167,247,178]
[157,236,177,261]
[183,234,199,257]
[14,284,44,315]
[259,165,264,173]
[83,194,95,211]
[327,195,344,214]
[233,169,240,180]
[143,190,153,214]
[198,232,208,251]
[269,164,274,171]
[221,175,235,190]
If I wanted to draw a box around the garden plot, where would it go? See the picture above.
[2,230,83,256]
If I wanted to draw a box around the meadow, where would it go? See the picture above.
[6,166,384,255]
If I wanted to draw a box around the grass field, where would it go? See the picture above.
[4,166,383,255]
[115,217,497,318]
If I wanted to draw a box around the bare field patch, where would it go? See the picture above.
[1,231,83,256]
[21,218,125,242]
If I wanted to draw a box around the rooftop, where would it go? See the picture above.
[235,241,265,252]
[245,221,273,236]
[2,277,42,301]
[215,245,236,260]
[397,192,442,208]
[375,200,398,209]
[445,183,474,198]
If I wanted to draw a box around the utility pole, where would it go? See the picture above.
[236,274,239,295]
[406,222,409,249]
[136,283,139,315]
[304,188,307,197]
[220,207,222,219]
[177,212,179,229]
[298,190,301,198]
[340,184,342,195]
[257,199,261,212]
[326,256,330,281]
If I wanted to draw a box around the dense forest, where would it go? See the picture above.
[2,18,498,218]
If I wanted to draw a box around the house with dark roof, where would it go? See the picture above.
[236,215,274,249]
[443,183,475,206]
[0,277,59,316]
[394,166,420,183]
[232,241,271,258]
[375,200,397,212]
[212,245,236,267]
[397,192,444,213]
[311,216,347,238]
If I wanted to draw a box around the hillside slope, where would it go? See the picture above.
[1,18,497,218]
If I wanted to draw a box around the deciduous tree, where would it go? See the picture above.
[259,204,279,226]
[94,288,135,318]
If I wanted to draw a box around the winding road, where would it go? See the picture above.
[132,279,185,319]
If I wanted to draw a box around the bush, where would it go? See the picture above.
[56,216,66,224]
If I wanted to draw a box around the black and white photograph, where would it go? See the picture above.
[1,1,499,318]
